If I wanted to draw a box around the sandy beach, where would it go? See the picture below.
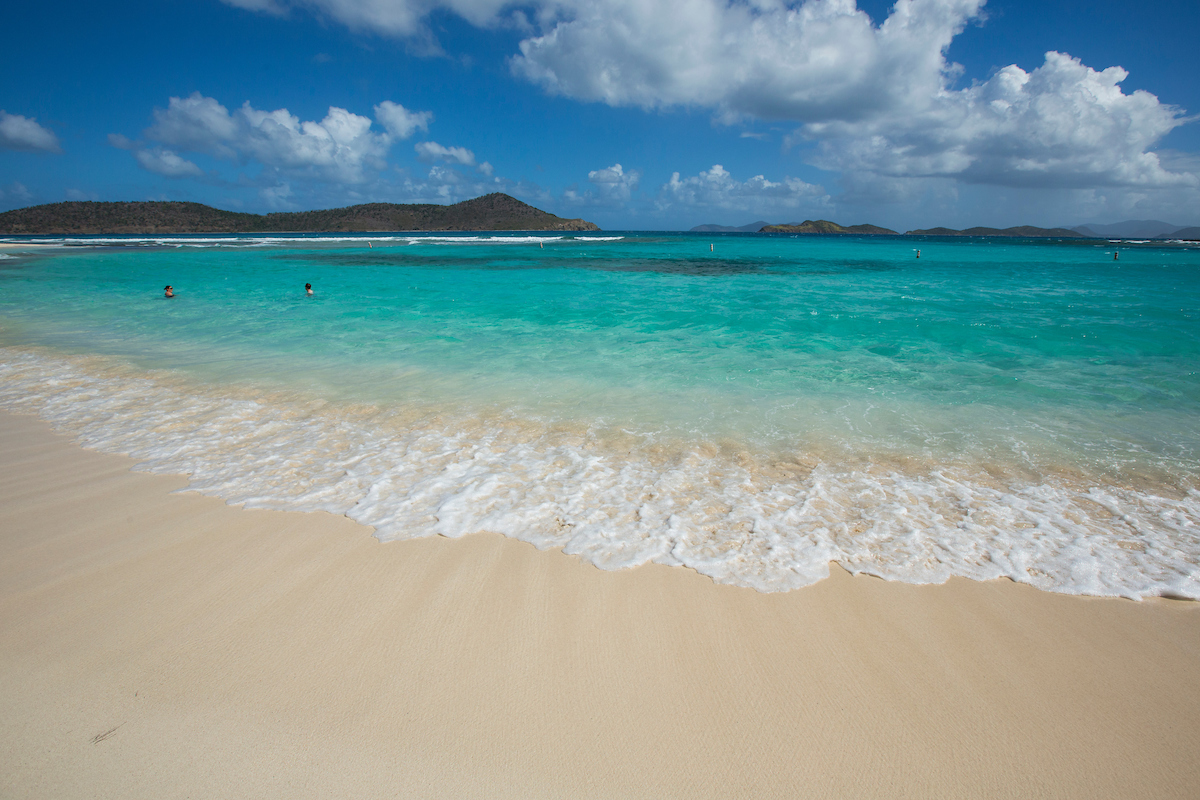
[1,408,1197,799]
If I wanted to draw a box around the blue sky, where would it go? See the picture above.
[2,0,1198,230]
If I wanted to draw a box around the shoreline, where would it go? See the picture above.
[3,342,1196,599]
[1,408,1198,798]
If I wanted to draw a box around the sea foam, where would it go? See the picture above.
[0,234,624,247]
[2,347,1196,599]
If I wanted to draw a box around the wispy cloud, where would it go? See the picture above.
[415,140,495,177]
[0,181,33,205]
[415,141,477,167]
[109,134,204,178]
[0,110,61,153]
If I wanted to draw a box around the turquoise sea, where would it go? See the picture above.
[1,232,1198,598]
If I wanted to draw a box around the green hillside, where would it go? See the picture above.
[759,220,898,235]
[0,193,600,234]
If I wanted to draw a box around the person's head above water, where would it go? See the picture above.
[164,285,174,297]
[305,283,313,294]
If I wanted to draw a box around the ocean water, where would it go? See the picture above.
[1,232,1198,598]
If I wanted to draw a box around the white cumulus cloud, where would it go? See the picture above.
[562,163,642,207]
[659,165,828,211]
[0,111,62,153]
[143,93,241,158]
[130,92,433,184]
[222,0,980,121]
[588,163,640,202]
[514,0,983,123]
[216,0,1197,196]
[807,51,1195,189]
[112,92,517,211]
[375,100,432,139]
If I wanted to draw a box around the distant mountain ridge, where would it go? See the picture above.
[1070,220,1179,238]
[1069,220,1200,240]
[689,219,1100,238]
[0,194,600,234]
[690,221,772,232]
[907,225,1088,238]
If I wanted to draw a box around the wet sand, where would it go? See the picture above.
[1,409,1197,798]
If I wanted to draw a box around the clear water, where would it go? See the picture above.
[2,232,1198,598]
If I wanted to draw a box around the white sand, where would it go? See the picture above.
[1,409,1197,798]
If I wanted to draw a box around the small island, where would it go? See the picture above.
[692,219,1104,238]
[760,220,898,235]
[0,193,600,234]
[906,225,1088,238]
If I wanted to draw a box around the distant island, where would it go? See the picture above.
[688,219,1165,239]
[761,220,898,235]
[690,219,896,234]
[0,193,600,234]
[691,221,772,233]
[1069,220,1200,239]
[906,225,1087,238]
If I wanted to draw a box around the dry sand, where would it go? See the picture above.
[1,408,1197,799]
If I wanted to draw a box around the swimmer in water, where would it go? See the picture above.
[305,283,313,295]
[164,285,174,298]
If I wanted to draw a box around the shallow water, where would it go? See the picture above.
[2,232,1198,597]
